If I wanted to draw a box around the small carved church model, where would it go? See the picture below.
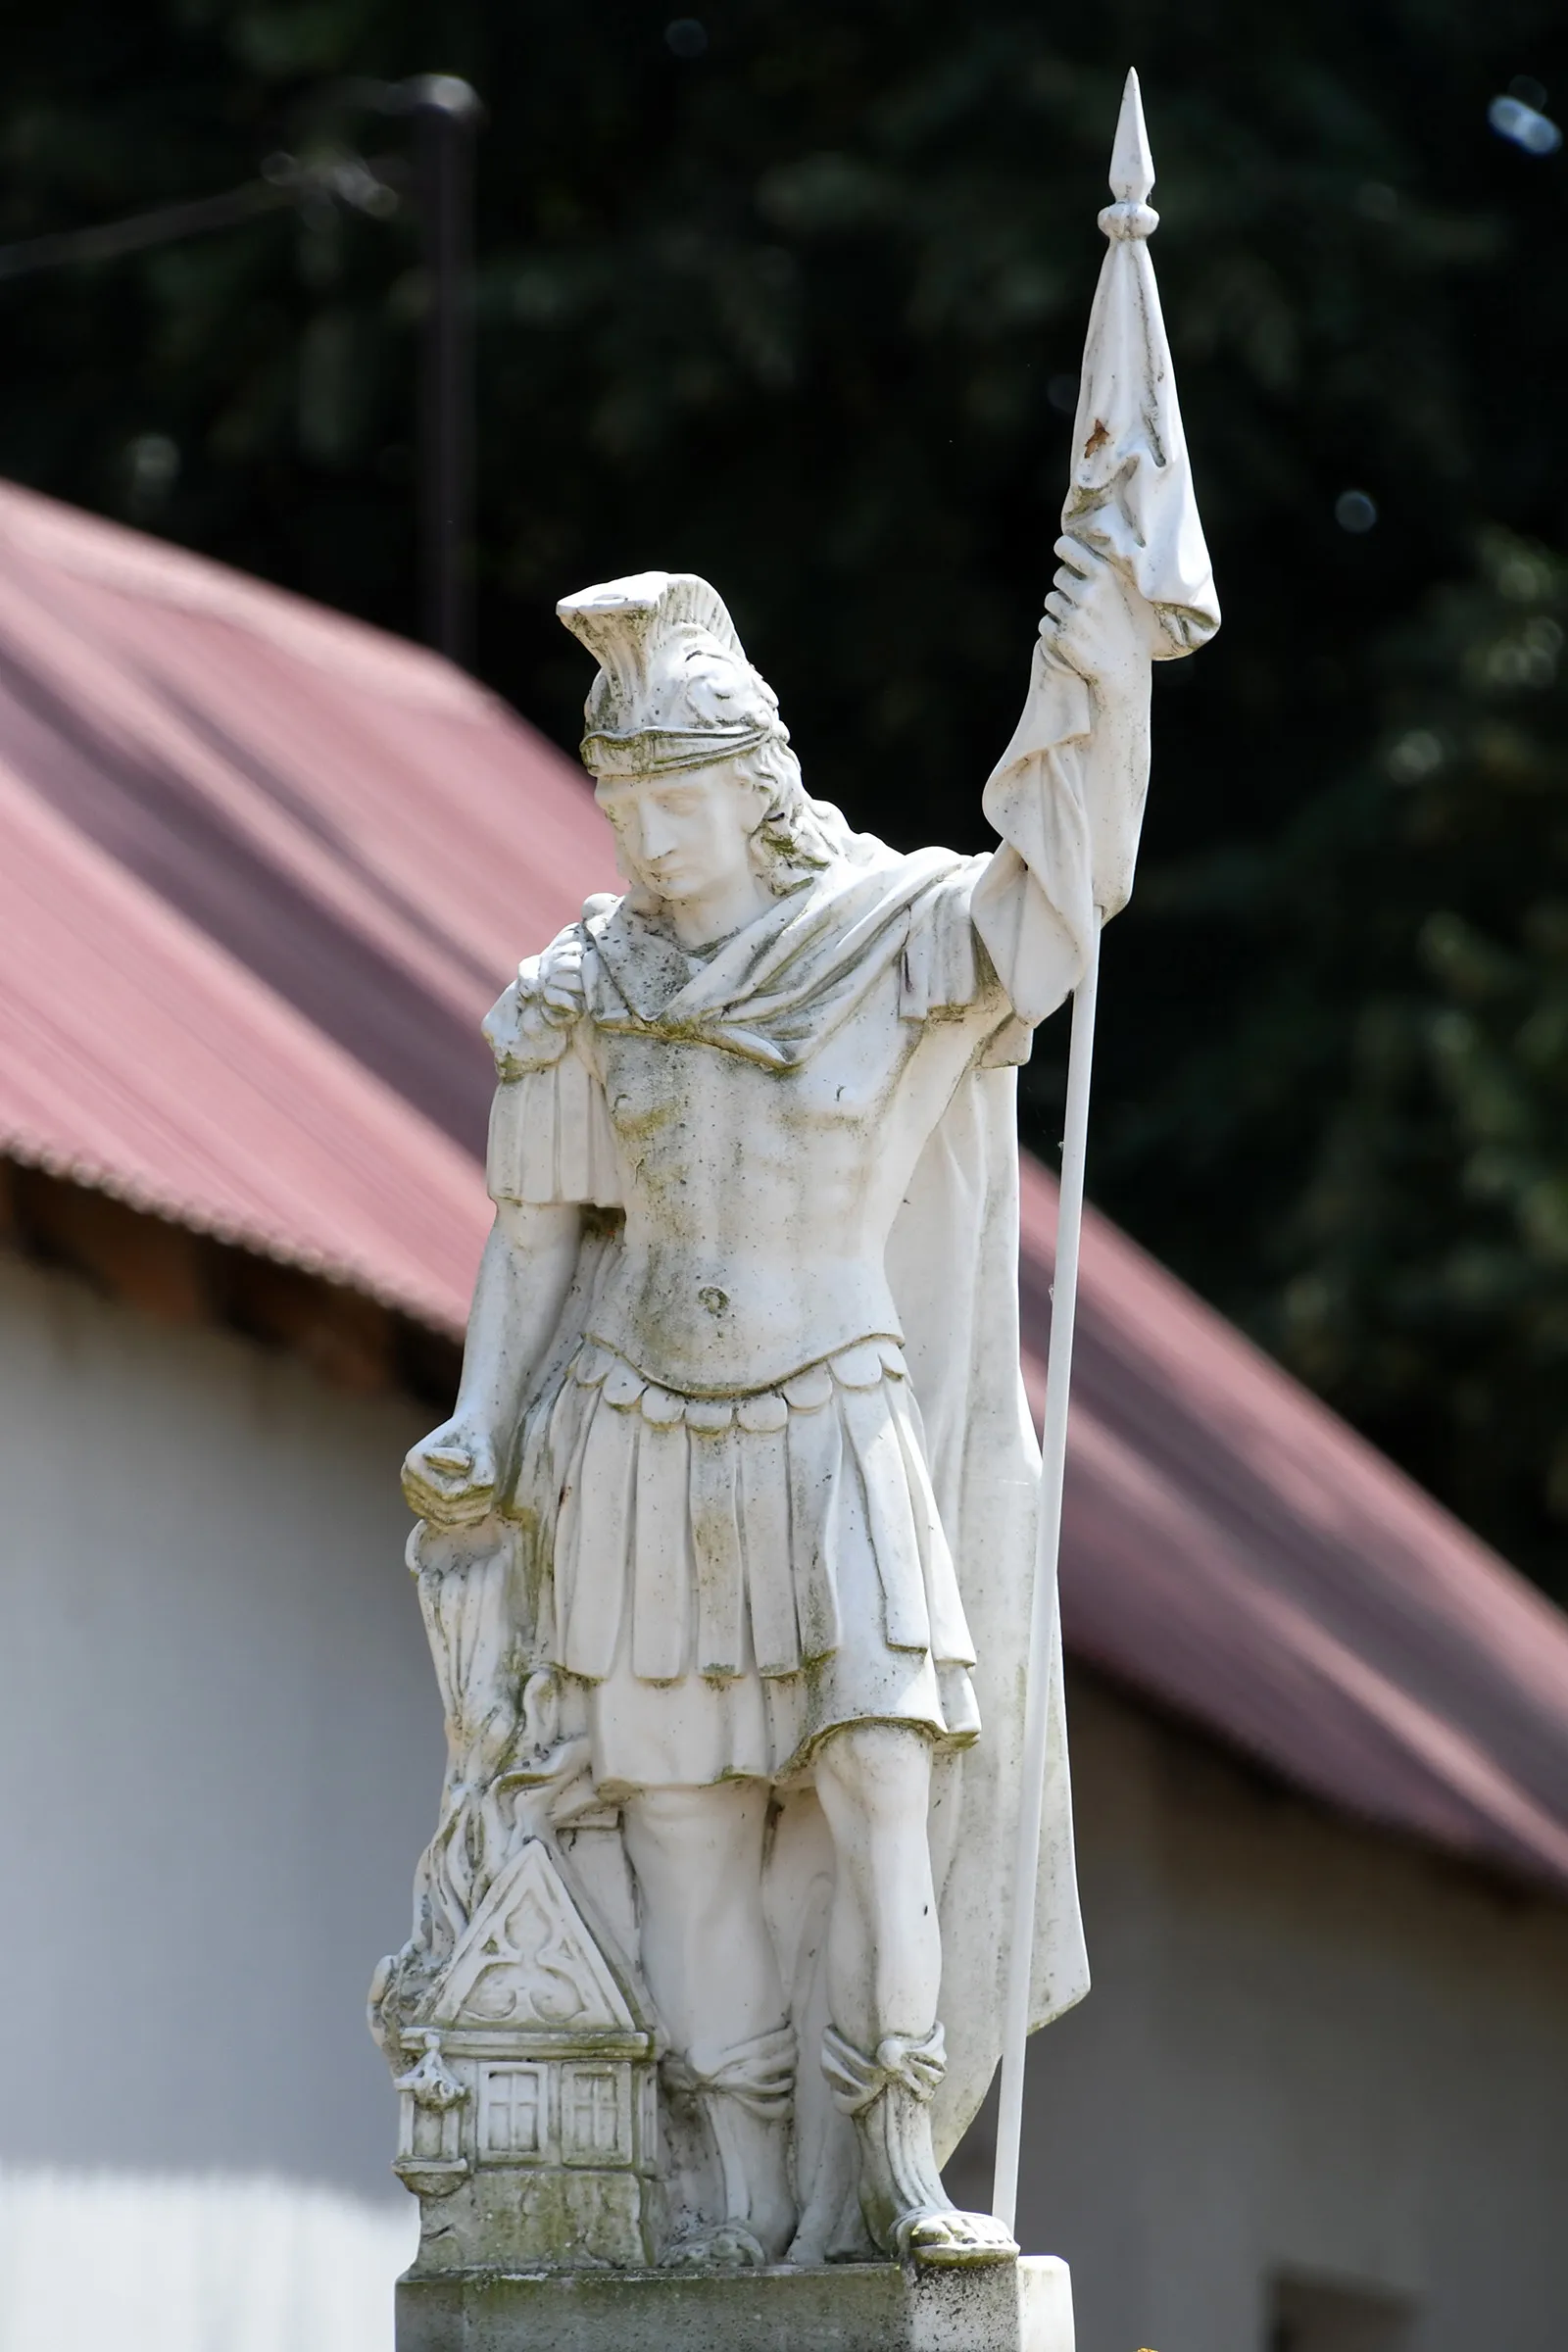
[390,1837,660,2271]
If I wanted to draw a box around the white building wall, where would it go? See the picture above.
[5,1248,1567,2352]
[0,1250,443,2195]
[965,1672,1568,2352]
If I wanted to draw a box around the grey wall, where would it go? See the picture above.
[950,1671,1568,2352]
[0,1250,443,2195]
[6,1249,1566,2349]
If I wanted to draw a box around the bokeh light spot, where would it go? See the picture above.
[1335,490,1378,534]
[1489,94,1562,156]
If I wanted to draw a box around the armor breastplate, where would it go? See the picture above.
[587,1000,924,1394]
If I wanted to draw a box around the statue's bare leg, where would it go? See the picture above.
[622,1780,796,2264]
[813,1725,1017,2267]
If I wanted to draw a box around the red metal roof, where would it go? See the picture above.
[1019,1160,1568,1891]
[3,479,1566,1894]
[0,480,614,1328]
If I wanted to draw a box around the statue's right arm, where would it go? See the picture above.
[401,1199,583,1528]
[404,921,618,1523]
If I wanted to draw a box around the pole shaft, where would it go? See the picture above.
[416,100,474,665]
[991,921,1101,2234]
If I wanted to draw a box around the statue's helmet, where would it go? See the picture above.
[557,571,787,781]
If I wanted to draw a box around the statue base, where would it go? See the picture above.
[396,2255,1073,2352]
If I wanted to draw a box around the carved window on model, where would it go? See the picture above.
[1267,2274,1417,2352]
[562,2062,631,2164]
[409,2099,462,2164]
[479,2064,547,2158]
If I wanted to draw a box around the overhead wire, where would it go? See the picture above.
[0,154,405,282]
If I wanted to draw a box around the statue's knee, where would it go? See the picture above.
[815,1724,931,1824]
[627,1779,765,1876]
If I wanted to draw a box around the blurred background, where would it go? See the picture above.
[2,7,1568,2351]
[6,0,1568,1594]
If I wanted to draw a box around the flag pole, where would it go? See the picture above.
[991,923,1099,2235]
[989,61,1219,2238]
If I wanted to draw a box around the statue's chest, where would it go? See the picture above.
[592,1003,913,1190]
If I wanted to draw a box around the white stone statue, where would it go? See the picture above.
[370,72,1216,2323]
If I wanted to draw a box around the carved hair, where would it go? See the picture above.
[732,737,868,894]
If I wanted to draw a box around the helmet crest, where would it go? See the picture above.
[557,570,789,780]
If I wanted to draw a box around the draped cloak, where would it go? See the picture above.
[483,832,1090,2172]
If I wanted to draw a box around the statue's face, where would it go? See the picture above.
[595,761,760,909]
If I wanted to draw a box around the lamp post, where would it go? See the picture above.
[0,71,484,671]
[408,75,483,668]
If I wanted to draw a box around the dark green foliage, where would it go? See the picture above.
[3,2,1568,1584]
[1222,535,1568,1575]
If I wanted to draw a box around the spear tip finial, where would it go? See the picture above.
[1108,68,1154,205]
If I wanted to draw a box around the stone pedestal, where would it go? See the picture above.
[397,2254,1073,2352]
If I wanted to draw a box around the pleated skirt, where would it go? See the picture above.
[518,1335,980,1791]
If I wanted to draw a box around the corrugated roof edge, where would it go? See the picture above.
[0,1130,467,1340]
[0,481,504,720]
